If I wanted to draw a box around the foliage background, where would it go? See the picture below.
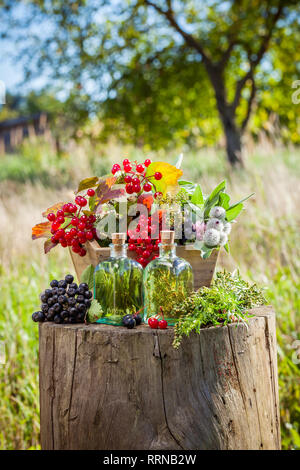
[1,0,300,158]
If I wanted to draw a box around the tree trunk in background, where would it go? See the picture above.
[216,101,244,167]
[223,118,243,167]
[208,67,244,167]
[55,137,61,155]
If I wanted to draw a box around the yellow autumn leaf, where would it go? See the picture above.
[145,162,183,195]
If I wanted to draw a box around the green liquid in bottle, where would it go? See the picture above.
[94,240,143,325]
[143,238,193,326]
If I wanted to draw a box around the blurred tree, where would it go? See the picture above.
[253,18,300,146]
[1,0,299,165]
[100,48,222,150]
[114,0,299,165]
[0,89,90,151]
[23,90,90,148]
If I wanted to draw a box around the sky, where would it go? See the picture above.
[0,51,48,100]
[0,1,50,97]
[0,0,228,97]
[1,44,24,92]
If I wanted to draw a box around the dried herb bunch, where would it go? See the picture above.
[172,270,267,348]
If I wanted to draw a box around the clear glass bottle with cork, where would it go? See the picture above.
[94,232,143,325]
[143,230,194,325]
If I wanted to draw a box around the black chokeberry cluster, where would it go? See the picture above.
[32,274,93,324]
[122,313,142,329]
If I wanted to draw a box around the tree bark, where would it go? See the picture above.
[39,306,280,450]
[222,117,243,167]
[207,66,244,167]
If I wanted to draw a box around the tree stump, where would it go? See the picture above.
[39,306,281,450]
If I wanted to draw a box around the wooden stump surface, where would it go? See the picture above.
[39,306,280,450]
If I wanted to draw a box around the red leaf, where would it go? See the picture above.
[44,238,57,254]
[42,202,65,218]
[32,222,52,240]
[94,177,125,210]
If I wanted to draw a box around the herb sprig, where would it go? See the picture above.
[172,270,267,348]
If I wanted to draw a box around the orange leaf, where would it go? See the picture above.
[137,194,154,210]
[42,202,65,218]
[152,209,164,222]
[32,221,52,240]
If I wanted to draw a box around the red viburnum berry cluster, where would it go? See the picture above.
[128,214,161,268]
[111,157,165,267]
[111,158,163,199]
[47,189,97,257]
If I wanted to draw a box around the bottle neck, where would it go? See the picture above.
[110,243,127,258]
[159,243,176,258]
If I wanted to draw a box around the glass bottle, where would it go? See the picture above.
[143,230,194,326]
[94,233,143,325]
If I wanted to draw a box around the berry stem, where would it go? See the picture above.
[134,306,145,315]
[159,306,164,320]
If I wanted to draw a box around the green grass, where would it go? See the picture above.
[0,140,299,449]
[266,268,300,449]
[0,253,74,450]
[0,139,93,187]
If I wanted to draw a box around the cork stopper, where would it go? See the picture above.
[160,230,175,244]
[112,232,126,245]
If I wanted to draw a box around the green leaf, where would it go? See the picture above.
[89,194,96,211]
[193,241,213,258]
[227,193,254,211]
[76,176,99,194]
[186,201,203,223]
[203,180,226,219]
[86,299,103,323]
[190,240,204,251]
[178,180,195,186]
[207,180,226,201]
[80,264,95,291]
[202,247,213,259]
[178,181,197,194]
[190,184,204,206]
[226,203,243,221]
[218,192,230,209]
[187,201,203,214]
[224,243,230,253]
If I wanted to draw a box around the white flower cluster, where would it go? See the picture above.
[203,206,231,248]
